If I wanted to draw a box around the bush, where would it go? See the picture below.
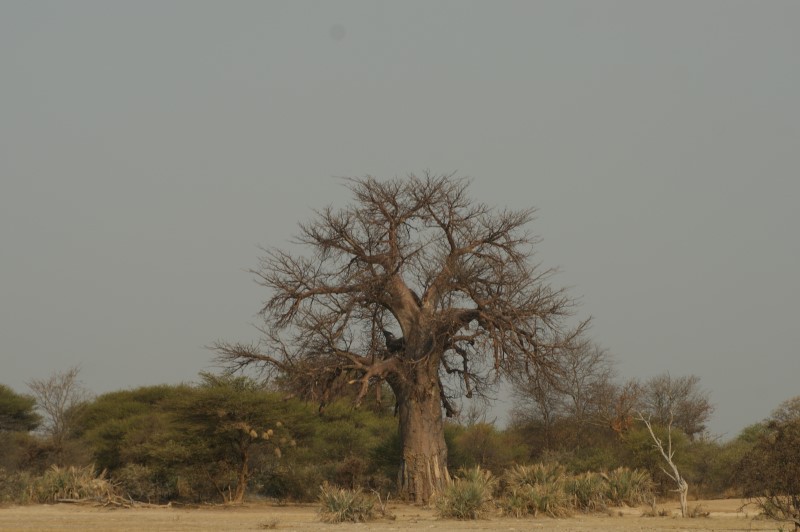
[448,422,529,474]
[501,486,534,518]
[561,445,623,475]
[499,463,571,517]
[113,463,179,503]
[603,467,653,507]
[435,466,496,520]
[525,483,571,517]
[0,468,35,505]
[737,418,800,529]
[504,462,565,488]
[565,471,607,512]
[318,483,375,523]
[495,464,653,517]
[257,462,327,502]
[32,464,118,503]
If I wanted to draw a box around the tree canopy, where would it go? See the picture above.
[737,396,800,529]
[217,173,584,411]
[0,384,40,433]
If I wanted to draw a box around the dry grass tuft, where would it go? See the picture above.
[32,465,118,504]
[499,463,571,518]
[317,483,375,523]
[435,466,496,520]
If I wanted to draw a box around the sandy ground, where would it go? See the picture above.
[0,499,780,531]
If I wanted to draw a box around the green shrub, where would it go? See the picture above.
[499,463,571,517]
[565,471,607,512]
[0,468,35,504]
[113,463,155,502]
[501,486,534,518]
[113,463,179,503]
[457,465,499,491]
[318,483,375,523]
[562,446,622,474]
[603,467,652,507]
[449,422,529,474]
[500,485,572,517]
[435,466,496,520]
[256,462,325,502]
[504,462,565,488]
[737,417,800,528]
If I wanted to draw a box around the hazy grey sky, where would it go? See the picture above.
[2,1,798,438]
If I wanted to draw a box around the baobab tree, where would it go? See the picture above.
[216,174,585,502]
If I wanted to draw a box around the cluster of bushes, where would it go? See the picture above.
[435,464,652,520]
[0,465,116,505]
[2,374,798,527]
[317,463,652,523]
[0,403,768,507]
[444,419,754,501]
[0,376,402,505]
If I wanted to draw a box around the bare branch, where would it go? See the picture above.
[216,174,586,497]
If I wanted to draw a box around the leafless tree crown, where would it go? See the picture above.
[216,173,585,413]
[641,373,713,438]
[27,366,91,446]
[510,339,616,427]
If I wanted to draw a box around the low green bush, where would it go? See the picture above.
[0,468,35,505]
[318,483,375,523]
[497,463,651,517]
[435,466,496,520]
[565,471,607,512]
[603,467,653,507]
[504,462,565,488]
[499,463,571,517]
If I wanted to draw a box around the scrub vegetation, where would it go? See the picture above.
[1,177,797,527]
[1,367,798,529]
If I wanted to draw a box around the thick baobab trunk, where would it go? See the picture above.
[395,372,451,504]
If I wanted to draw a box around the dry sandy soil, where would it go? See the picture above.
[0,499,782,531]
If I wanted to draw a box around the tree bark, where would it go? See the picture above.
[394,368,451,504]
[232,445,249,503]
[678,479,688,518]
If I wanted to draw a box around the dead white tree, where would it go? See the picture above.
[637,410,688,517]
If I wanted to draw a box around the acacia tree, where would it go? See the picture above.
[176,374,290,504]
[738,396,800,531]
[216,174,584,502]
[0,384,41,472]
[0,384,41,433]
